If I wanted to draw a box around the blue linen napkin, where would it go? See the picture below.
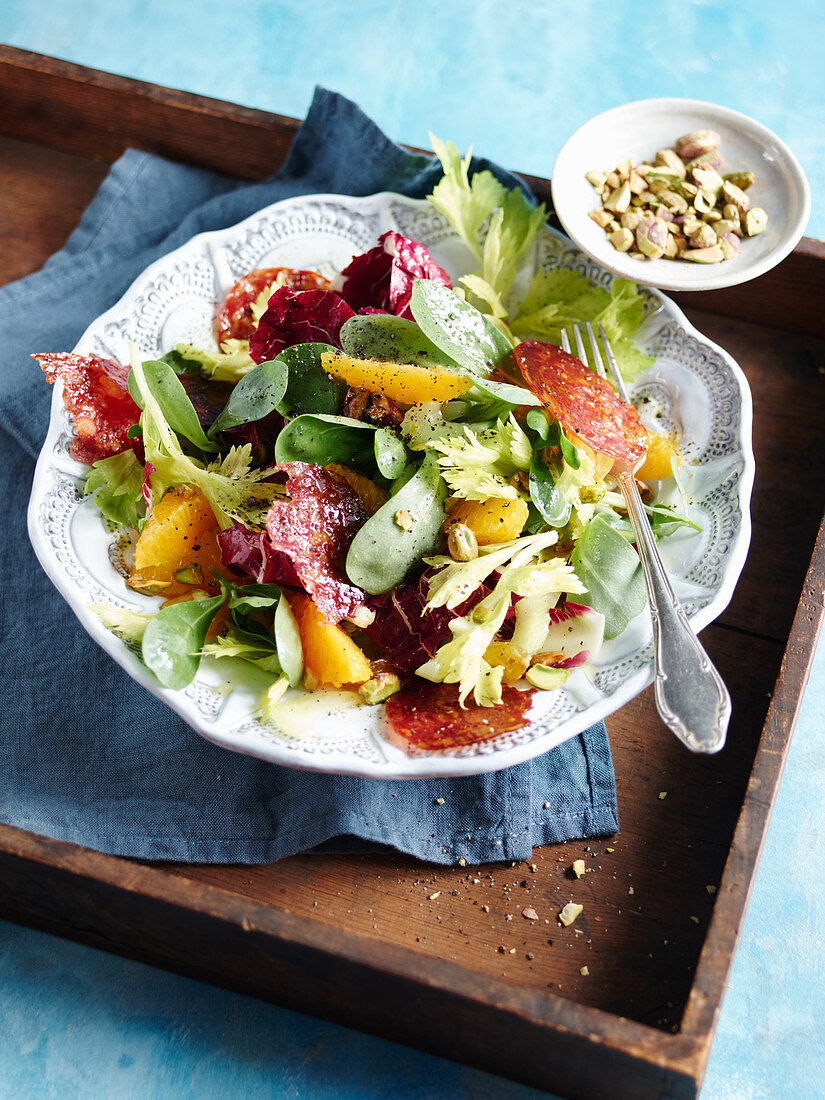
[0,87,618,864]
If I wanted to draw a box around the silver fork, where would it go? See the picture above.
[562,322,730,754]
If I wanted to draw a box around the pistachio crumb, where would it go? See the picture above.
[393,509,415,531]
[706,884,717,895]
[580,965,590,977]
[572,859,586,878]
[558,902,584,927]
[428,891,441,900]
[522,907,539,921]
[658,791,668,800]
[435,797,445,805]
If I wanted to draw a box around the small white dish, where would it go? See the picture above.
[551,97,811,293]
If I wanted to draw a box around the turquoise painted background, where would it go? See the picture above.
[1,1,824,1097]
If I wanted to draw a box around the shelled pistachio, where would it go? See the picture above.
[586,131,768,264]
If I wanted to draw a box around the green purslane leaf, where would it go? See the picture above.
[128,359,218,453]
[409,280,513,377]
[528,449,571,528]
[346,452,447,594]
[274,413,378,471]
[275,342,347,417]
[570,514,647,639]
[274,592,303,687]
[374,428,408,480]
[340,314,458,368]
[141,594,225,690]
[208,358,289,437]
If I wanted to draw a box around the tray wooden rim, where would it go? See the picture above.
[2,43,824,1098]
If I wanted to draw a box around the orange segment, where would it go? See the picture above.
[446,496,529,545]
[292,594,372,689]
[320,350,471,405]
[637,430,680,481]
[129,484,222,597]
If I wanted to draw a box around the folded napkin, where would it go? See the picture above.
[0,87,618,864]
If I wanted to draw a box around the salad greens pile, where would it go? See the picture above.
[81,136,699,724]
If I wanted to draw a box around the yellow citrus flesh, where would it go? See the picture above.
[320,351,471,405]
[446,496,529,545]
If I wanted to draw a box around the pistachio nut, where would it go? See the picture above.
[658,189,689,213]
[693,188,717,214]
[603,181,631,213]
[720,233,741,259]
[628,171,647,195]
[655,148,687,178]
[689,223,718,249]
[684,244,725,263]
[684,150,724,172]
[663,234,679,259]
[690,164,724,195]
[358,671,402,705]
[721,180,751,214]
[447,522,479,562]
[605,171,620,189]
[713,218,739,238]
[722,203,741,224]
[585,169,607,191]
[608,227,635,252]
[681,213,704,237]
[723,170,756,191]
[674,129,721,159]
[743,207,769,236]
[589,207,613,229]
[620,210,640,230]
[635,215,669,258]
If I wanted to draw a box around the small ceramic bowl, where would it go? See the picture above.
[551,98,811,292]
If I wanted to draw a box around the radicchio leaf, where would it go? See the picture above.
[218,524,302,587]
[249,287,355,364]
[364,570,490,676]
[339,231,452,320]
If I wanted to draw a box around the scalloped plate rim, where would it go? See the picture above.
[27,191,755,779]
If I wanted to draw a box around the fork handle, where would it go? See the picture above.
[618,471,730,753]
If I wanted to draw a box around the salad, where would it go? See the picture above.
[36,139,699,751]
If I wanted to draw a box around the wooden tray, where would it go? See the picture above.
[2,46,824,1099]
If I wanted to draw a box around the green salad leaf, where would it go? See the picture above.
[570,514,647,638]
[275,342,347,417]
[142,593,225,690]
[84,449,145,528]
[511,273,654,381]
[410,279,513,376]
[346,452,447,594]
[340,314,458,368]
[128,359,219,453]
[274,413,377,470]
[208,357,288,437]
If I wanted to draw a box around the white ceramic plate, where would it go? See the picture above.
[552,97,811,292]
[28,192,754,778]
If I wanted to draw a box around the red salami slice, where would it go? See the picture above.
[514,341,646,468]
[34,352,141,465]
[216,267,332,344]
[385,680,534,752]
[264,462,368,623]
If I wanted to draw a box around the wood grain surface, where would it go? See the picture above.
[2,46,824,1099]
